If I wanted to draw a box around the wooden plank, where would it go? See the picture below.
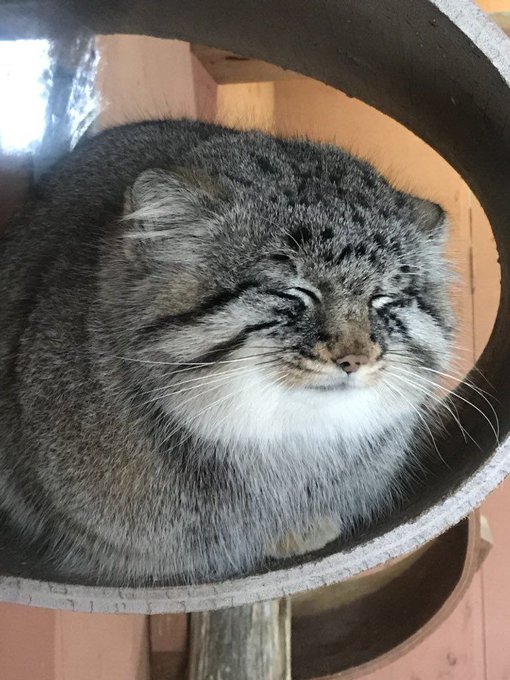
[217,82,275,131]
[481,0,510,14]
[96,37,216,129]
[359,576,486,680]
[54,611,150,680]
[471,198,500,360]
[0,604,57,680]
[470,164,509,680]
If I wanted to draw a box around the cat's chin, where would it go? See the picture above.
[170,370,420,449]
[282,362,384,392]
[303,378,373,392]
[297,369,383,392]
[304,383,351,392]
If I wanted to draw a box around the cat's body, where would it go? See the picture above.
[0,119,452,584]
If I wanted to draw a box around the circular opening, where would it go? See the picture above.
[0,0,509,611]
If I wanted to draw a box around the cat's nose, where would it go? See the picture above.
[336,354,369,373]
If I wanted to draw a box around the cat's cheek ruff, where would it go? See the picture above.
[396,305,452,371]
[161,363,425,453]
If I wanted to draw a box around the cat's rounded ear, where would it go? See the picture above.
[412,198,448,241]
[123,168,214,229]
[122,168,218,261]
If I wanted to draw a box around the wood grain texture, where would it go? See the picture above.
[188,600,291,680]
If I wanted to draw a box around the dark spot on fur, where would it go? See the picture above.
[338,244,354,260]
[321,246,334,263]
[226,172,252,188]
[355,244,366,257]
[322,226,334,240]
[386,311,410,338]
[374,233,385,248]
[356,194,370,210]
[283,188,296,207]
[257,156,275,174]
[299,346,319,360]
[291,224,313,248]
[415,296,444,328]
[140,280,259,334]
[351,209,363,225]
[364,174,376,189]
[388,240,402,256]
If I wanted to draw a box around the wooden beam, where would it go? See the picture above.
[187,600,291,680]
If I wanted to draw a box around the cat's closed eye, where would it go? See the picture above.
[287,286,322,306]
[269,253,293,263]
[370,294,398,309]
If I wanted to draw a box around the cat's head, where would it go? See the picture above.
[102,131,453,447]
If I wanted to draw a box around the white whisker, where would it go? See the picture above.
[108,349,282,369]
[142,357,281,395]
[150,365,278,403]
[389,370,472,445]
[392,365,499,443]
[141,362,276,406]
[383,379,450,468]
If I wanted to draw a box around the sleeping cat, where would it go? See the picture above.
[0,119,453,585]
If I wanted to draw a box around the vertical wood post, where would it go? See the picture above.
[188,599,291,680]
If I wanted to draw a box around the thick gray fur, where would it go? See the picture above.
[0,120,453,585]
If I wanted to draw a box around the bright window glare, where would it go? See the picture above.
[0,39,51,153]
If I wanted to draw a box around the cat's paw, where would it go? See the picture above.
[266,518,342,560]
